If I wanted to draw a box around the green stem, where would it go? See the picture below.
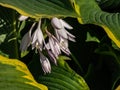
[71,54,84,73]
[12,11,19,59]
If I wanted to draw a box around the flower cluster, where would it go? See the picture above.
[19,16,75,74]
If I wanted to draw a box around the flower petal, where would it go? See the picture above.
[56,28,68,39]
[39,52,51,74]
[68,36,76,42]
[46,30,61,57]
[59,19,73,29]
[48,37,60,57]
[47,50,57,65]
[20,32,31,52]
[59,38,71,55]
[19,15,28,21]
[31,30,38,44]
[51,17,62,29]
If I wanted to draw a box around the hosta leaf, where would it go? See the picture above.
[38,57,89,90]
[0,55,48,90]
[115,85,120,90]
[0,0,77,18]
[73,0,120,48]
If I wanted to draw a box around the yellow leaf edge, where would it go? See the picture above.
[101,25,120,48]
[0,3,39,18]
[0,55,48,90]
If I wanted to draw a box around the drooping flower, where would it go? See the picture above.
[51,17,75,55]
[31,20,44,51]
[39,50,51,74]
[20,22,36,52]
[19,17,76,74]
[51,17,75,42]
[45,30,61,65]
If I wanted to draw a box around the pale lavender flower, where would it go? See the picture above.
[31,19,44,51]
[39,50,51,74]
[45,30,61,65]
[20,19,51,73]
[51,17,75,42]
[20,17,75,74]
[59,38,71,55]
[46,49,57,65]
[19,15,29,21]
[51,17,75,55]
[20,22,36,52]
[46,30,61,57]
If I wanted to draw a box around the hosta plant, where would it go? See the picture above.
[0,0,120,90]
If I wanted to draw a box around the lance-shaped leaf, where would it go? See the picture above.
[73,0,120,48]
[0,0,77,18]
[0,55,48,90]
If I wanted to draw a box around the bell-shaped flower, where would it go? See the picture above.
[45,30,61,64]
[47,49,57,65]
[20,23,36,52]
[51,17,75,55]
[59,38,71,55]
[39,50,51,74]
[51,17,75,42]
[31,20,44,51]
[19,15,29,21]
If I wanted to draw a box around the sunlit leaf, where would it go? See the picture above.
[0,0,77,18]
[73,0,120,48]
[115,85,120,90]
[0,55,48,90]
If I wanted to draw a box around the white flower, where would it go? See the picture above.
[51,17,75,55]
[31,19,44,51]
[45,30,61,65]
[59,38,71,55]
[18,15,28,21]
[46,49,57,65]
[51,17,75,42]
[20,17,76,74]
[39,51,51,74]
[20,23,36,52]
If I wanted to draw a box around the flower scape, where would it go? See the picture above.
[19,16,75,74]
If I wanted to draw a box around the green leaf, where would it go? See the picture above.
[0,0,77,18]
[73,0,120,48]
[0,55,48,90]
[0,34,6,44]
[86,32,100,43]
[38,57,89,90]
